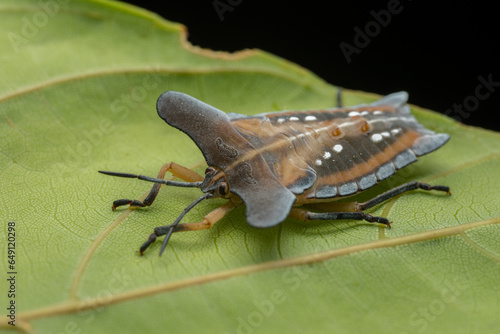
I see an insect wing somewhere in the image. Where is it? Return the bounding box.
[156,91,296,227]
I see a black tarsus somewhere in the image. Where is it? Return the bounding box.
[139,233,157,255]
[306,211,391,227]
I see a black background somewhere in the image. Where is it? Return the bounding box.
[122,0,499,132]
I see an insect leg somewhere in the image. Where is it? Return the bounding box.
[173,201,236,232]
[289,208,391,227]
[358,181,450,211]
[336,87,343,108]
[100,162,204,210]
[139,201,236,255]
[290,181,449,227]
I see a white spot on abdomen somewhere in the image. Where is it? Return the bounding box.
[371,134,383,143]
[333,144,343,153]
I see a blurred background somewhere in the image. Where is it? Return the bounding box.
[122,1,499,132]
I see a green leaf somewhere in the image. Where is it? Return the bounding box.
[1,1,499,333]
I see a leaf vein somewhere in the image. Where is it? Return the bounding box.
[15,216,500,324]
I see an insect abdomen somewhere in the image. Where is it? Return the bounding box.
[229,92,449,202]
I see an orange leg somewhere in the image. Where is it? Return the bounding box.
[173,201,237,232]
[160,162,205,183]
[139,201,236,255]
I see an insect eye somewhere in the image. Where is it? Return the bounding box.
[218,182,228,196]
[205,167,216,175]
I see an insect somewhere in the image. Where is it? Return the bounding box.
[100,90,450,256]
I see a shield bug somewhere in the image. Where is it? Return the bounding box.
[100,90,450,256]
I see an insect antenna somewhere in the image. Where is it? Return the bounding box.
[98,170,202,188]
[158,192,214,256]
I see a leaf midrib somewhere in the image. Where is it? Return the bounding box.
[8,216,498,326]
